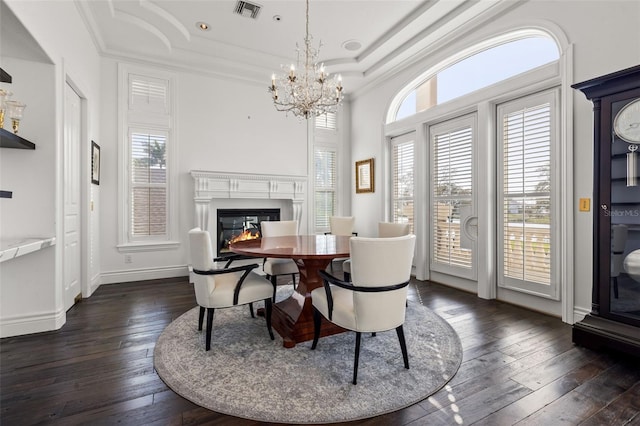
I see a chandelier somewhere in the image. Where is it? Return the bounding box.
[268,0,344,119]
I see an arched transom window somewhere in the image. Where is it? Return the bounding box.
[388,31,560,123]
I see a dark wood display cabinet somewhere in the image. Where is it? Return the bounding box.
[572,65,640,357]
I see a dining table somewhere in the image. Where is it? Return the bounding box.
[230,234,352,348]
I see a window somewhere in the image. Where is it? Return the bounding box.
[390,134,415,231]
[390,33,559,122]
[315,112,337,130]
[130,130,168,238]
[118,65,177,250]
[431,117,474,276]
[497,90,558,297]
[314,146,337,231]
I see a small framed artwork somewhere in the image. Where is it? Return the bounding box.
[355,158,374,193]
[91,141,101,185]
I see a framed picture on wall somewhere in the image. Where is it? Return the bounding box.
[91,141,101,185]
[355,158,374,193]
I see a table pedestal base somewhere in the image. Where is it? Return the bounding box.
[271,258,346,348]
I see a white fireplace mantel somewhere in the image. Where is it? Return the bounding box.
[190,170,307,232]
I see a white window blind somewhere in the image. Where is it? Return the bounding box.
[120,66,174,247]
[315,112,337,130]
[129,74,169,114]
[130,130,168,238]
[432,126,473,269]
[391,136,414,231]
[499,99,552,288]
[314,147,337,230]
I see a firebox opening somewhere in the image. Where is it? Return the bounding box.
[217,208,280,255]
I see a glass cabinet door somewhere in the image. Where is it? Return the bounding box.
[607,96,640,326]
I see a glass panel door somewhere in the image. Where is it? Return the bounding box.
[429,115,477,280]
[609,95,640,325]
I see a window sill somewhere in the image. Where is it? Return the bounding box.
[117,241,180,253]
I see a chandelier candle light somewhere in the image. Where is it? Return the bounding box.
[268,0,343,119]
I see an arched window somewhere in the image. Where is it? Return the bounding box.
[385,27,569,308]
[389,32,559,122]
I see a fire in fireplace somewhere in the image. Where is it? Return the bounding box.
[217,208,280,255]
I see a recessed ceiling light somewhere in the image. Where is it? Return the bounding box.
[342,40,362,52]
[196,22,210,31]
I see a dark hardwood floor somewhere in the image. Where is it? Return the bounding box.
[2,274,640,425]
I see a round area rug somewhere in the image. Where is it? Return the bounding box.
[154,287,462,424]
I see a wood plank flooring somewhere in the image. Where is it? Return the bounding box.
[2,275,639,425]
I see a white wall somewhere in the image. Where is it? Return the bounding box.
[98,58,308,282]
[349,0,640,320]
[1,0,102,336]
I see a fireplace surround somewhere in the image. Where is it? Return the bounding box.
[190,170,307,255]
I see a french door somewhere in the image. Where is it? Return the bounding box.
[429,114,477,281]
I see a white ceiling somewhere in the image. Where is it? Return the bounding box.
[10,0,520,94]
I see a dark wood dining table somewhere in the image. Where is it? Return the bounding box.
[230,234,352,348]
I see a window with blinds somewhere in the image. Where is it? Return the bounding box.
[391,136,414,231]
[129,74,169,113]
[498,92,555,291]
[315,112,337,130]
[123,70,173,244]
[431,123,473,271]
[314,146,337,230]
[130,130,168,238]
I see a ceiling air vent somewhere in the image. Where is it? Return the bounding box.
[234,1,261,19]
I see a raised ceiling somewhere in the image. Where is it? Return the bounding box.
[76,0,516,94]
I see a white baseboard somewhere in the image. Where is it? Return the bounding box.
[0,308,66,338]
[573,306,591,323]
[100,265,189,285]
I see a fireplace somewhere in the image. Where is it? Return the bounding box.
[190,170,307,259]
[217,208,280,255]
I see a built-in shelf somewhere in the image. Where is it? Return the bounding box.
[0,236,56,263]
[0,128,35,149]
[0,67,11,83]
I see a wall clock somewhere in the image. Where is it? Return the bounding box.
[613,97,640,187]
[614,97,640,143]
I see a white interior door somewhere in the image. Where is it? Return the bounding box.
[64,83,82,310]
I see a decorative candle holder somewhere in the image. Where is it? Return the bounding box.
[5,100,26,134]
[0,89,13,129]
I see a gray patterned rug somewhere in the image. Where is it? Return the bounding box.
[154,286,462,424]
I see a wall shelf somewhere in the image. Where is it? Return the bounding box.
[0,128,35,149]
[0,67,11,83]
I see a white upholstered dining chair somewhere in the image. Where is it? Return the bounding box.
[311,234,416,384]
[260,220,299,298]
[342,221,411,281]
[189,228,274,351]
[326,216,357,271]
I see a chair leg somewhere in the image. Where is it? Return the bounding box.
[396,325,409,369]
[198,306,205,331]
[249,302,255,318]
[613,277,619,299]
[264,298,274,340]
[270,275,278,302]
[344,271,351,282]
[205,308,215,351]
[353,332,362,385]
[291,274,297,289]
[311,308,322,349]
